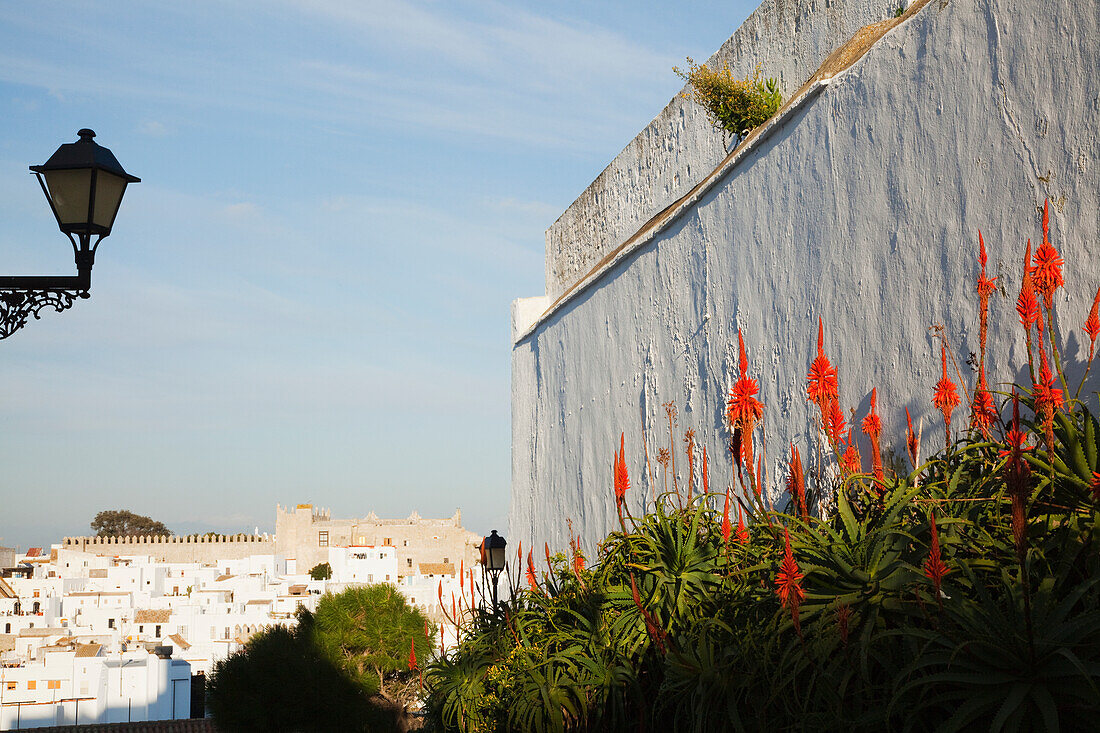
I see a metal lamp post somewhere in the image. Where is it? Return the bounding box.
[482,530,507,609]
[0,129,140,339]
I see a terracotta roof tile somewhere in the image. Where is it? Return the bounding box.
[75,643,102,658]
[134,609,171,623]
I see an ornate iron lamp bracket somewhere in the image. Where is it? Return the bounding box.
[0,288,89,339]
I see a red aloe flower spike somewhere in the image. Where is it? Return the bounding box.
[933,345,960,450]
[824,397,846,446]
[525,548,538,592]
[807,318,839,439]
[862,388,884,481]
[787,444,806,519]
[630,574,668,654]
[727,329,764,482]
[1086,286,1100,352]
[836,604,852,647]
[408,637,417,671]
[923,512,949,609]
[1017,240,1040,332]
[976,231,997,366]
[440,624,446,655]
[1033,345,1064,454]
[469,569,475,608]
[775,527,805,637]
[702,446,709,496]
[1091,472,1100,504]
[969,368,998,439]
[721,488,731,542]
[905,408,922,473]
[1078,286,1100,399]
[735,504,749,544]
[571,536,586,576]
[544,542,553,578]
[613,432,629,519]
[1033,200,1065,310]
[1003,391,1032,558]
[840,428,862,475]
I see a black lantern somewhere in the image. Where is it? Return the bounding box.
[483,530,507,609]
[0,129,140,339]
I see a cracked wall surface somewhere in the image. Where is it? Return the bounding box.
[512,0,1100,554]
[544,0,903,303]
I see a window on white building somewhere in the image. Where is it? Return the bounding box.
[108,618,115,629]
[156,625,162,637]
[318,531,329,547]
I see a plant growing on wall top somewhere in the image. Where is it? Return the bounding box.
[674,59,782,143]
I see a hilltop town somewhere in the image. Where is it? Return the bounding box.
[0,505,482,729]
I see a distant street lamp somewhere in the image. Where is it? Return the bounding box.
[0,129,140,339]
[482,530,507,609]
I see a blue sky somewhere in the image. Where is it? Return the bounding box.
[0,1,755,549]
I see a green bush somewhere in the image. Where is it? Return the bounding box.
[674,59,782,140]
[423,202,1100,731]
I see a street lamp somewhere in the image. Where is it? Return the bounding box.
[481,530,507,609]
[0,129,140,339]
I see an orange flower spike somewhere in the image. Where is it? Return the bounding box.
[923,513,949,605]
[525,548,538,592]
[825,398,846,445]
[571,537,585,575]
[469,570,475,607]
[439,624,446,655]
[932,345,960,448]
[807,318,839,434]
[905,408,922,471]
[787,444,806,519]
[1033,200,1064,309]
[701,446,709,496]
[1085,286,1100,360]
[408,637,417,671]
[840,428,862,475]
[726,329,764,433]
[862,388,884,481]
[1091,472,1100,504]
[1033,346,1064,453]
[775,527,805,636]
[613,433,630,517]
[721,488,731,542]
[735,505,749,544]
[544,542,554,578]
[969,369,998,438]
[976,231,997,364]
[1016,240,1040,333]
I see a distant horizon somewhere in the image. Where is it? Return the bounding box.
[1,502,489,550]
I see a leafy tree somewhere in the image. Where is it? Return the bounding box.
[309,562,332,580]
[311,585,434,705]
[207,619,395,732]
[90,509,171,537]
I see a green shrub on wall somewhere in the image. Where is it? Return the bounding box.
[674,59,782,142]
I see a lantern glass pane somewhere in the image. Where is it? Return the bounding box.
[92,171,128,231]
[488,547,506,572]
[43,169,93,226]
